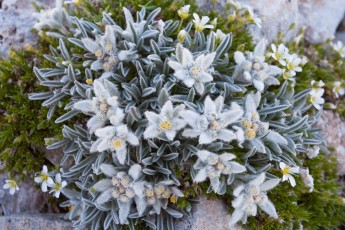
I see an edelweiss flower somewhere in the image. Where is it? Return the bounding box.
[181,96,243,144]
[34,0,72,35]
[92,164,142,224]
[333,81,345,98]
[299,168,314,192]
[177,5,190,20]
[192,13,214,32]
[3,180,19,195]
[309,88,325,110]
[240,93,287,153]
[233,40,282,92]
[91,115,139,165]
[144,101,186,141]
[331,41,345,58]
[34,165,54,192]
[73,79,122,133]
[48,173,67,198]
[279,162,299,187]
[269,44,289,65]
[306,145,320,159]
[134,180,184,216]
[229,173,280,226]
[168,44,215,94]
[193,150,246,194]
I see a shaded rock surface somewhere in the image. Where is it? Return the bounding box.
[316,110,345,175]
[196,0,345,43]
[175,196,244,230]
[0,174,59,215]
[0,214,73,230]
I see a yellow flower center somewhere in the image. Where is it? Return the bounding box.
[178,10,189,20]
[145,189,154,197]
[95,49,103,58]
[54,183,62,191]
[42,174,48,181]
[215,162,224,171]
[112,139,122,149]
[195,25,204,32]
[170,194,178,203]
[159,120,173,131]
[86,79,93,85]
[105,42,113,53]
[241,119,252,128]
[245,129,256,139]
[287,62,294,71]
[282,166,290,175]
[108,56,117,65]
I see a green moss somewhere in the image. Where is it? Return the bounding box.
[0,45,63,180]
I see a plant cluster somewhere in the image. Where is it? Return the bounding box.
[0,0,343,229]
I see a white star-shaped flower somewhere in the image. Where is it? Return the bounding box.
[192,13,214,32]
[181,96,243,144]
[34,165,54,192]
[279,162,299,187]
[144,101,186,141]
[168,44,215,94]
[48,173,67,198]
[3,180,19,195]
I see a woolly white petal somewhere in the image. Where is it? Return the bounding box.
[199,132,213,144]
[129,164,142,180]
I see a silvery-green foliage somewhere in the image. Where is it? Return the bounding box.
[31,2,325,229]
[233,40,282,92]
[229,173,280,226]
[193,150,246,194]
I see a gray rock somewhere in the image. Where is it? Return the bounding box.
[175,196,244,230]
[196,0,345,43]
[0,0,55,57]
[316,110,345,175]
[0,175,59,215]
[0,214,73,230]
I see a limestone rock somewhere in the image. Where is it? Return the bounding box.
[196,0,345,43]
[316,110,345,175]
[175,196,244,230]
[0,214,73,230]
[0,175,59,215]
[0,0,55,57]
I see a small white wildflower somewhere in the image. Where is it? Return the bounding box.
[64,0,82,5]
[300,55,308,66]
[309,88,325,110]
[284,54,302,76]
[306,145,320,159]
[34,165,54,192]
[192,13,214,32]
[331,41,345,58]
[177,5,190,20]
[333,81,345,98]
[144,101,186,141]
[177,30,188,43]
[270,44,289,66]
[211,18,218,28]
[246,7,262,28]
[3,180,19,195]
[168,44,215,94]
[280,162,299,187]
[48,173,67,198]
[215,29,226,42]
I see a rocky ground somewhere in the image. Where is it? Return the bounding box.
[0,0,345,229]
